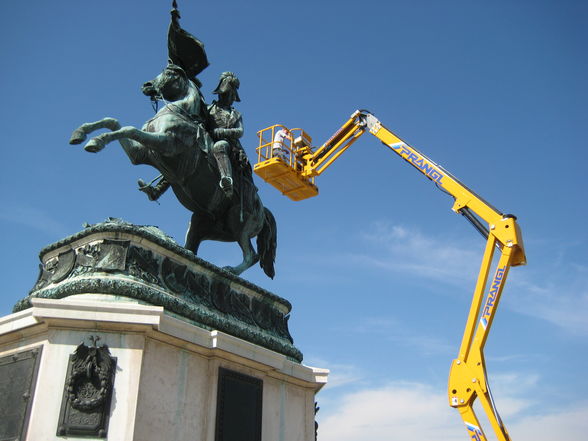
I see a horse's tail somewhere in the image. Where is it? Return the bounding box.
[257,207,277,279]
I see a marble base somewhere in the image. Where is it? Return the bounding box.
[0,296,327,441]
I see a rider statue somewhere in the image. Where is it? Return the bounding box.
[138,71,252,201]
[208,71,253,198]
[69,2,277,278]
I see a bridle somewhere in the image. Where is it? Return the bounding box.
[148,71,204,127]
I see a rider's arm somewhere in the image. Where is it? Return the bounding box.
[214,113,244,140]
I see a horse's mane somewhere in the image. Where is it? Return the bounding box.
[175,80,206,121]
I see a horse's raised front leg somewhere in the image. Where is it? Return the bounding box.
[70,119,149,166]
[69,118,121,145]
[83,126,174,155]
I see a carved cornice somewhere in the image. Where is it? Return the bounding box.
[14,219,302,362]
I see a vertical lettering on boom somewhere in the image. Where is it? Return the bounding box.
[480,266,506,329]
[390,142,444,184]
[466,423,483,441]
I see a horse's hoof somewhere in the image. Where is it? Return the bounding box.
[69,129,86,145]
[84,139,105,153]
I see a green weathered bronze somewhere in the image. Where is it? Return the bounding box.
[57,337,116,438]
[13,219,302,362]
[69,6,277,278]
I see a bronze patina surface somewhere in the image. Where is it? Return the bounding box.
[69,3,276,278]
[14,219,301,362]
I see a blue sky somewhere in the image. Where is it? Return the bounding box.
[1,1,586,439]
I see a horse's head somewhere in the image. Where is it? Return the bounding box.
[142,64,191,102]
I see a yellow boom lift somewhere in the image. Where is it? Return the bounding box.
[254,110,526,441]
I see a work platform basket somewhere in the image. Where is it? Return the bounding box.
[254,125,318,201]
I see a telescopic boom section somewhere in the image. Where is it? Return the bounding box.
[254,110,526,441]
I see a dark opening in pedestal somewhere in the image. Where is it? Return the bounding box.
[215,368,263,441]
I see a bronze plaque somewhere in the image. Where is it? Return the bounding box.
[57,339,117,438]
[0,347,42,441]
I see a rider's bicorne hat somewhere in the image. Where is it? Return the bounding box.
[212,71,241,102]
[167,5,209,87]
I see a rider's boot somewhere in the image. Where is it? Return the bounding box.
[212,141,234,198]
[138,178,171,201]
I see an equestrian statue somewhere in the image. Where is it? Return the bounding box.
[68,5,277,278]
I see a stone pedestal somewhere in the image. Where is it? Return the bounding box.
[0,220,327,441]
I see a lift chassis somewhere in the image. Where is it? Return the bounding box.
[254,110,526,441]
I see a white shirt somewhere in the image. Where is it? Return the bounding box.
[273,129,290,151]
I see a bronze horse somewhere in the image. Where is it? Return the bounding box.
[69,64,277,278]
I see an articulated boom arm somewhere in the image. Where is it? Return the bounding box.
[254,110,526,441]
